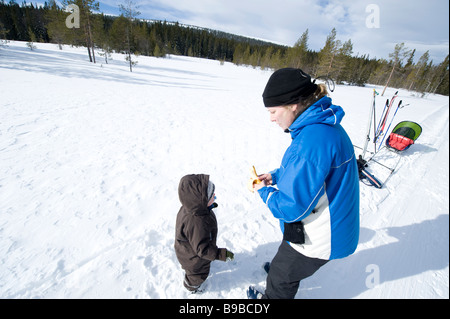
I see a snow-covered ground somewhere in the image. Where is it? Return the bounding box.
[1,41,448,299]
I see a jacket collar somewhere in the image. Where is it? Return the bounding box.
[287,96,344,139]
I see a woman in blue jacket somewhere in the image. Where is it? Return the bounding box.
[248,68,360,299]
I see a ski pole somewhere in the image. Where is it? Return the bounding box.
[380,91,398,134]
[377,100,402,152]
[375,91,398,143]
[374,98,389,141]
[361,89,378,160]
[373,93,378,154]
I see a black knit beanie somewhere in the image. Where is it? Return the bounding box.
[262,68,318,107]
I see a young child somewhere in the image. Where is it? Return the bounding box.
[174,174,234,293]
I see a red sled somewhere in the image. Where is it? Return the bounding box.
[386,121,422,152]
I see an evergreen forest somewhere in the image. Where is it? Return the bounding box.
[1,0,448,95]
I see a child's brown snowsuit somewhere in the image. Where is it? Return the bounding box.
[174,174,228,291]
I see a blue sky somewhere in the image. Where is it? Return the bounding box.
[96,0,449,64]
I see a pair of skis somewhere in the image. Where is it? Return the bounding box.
[357,90,402,188]
[357,147,401,188]
[374,91,403,152]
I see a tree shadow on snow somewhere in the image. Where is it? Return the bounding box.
[1,44,224,90]
[299,214,449,298]
[1,45,149,85]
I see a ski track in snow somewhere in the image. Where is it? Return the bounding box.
[0,42,448,299]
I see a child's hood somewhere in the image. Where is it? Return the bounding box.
[178,174,210,215]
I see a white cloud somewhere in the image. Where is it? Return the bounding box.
[99,0,449,63]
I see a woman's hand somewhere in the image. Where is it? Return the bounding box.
[253,173,272,192]
[258,173,273,185]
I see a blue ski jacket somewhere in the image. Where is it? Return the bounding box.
[258,96,360,260]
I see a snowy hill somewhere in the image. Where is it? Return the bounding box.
[0,41,448,299]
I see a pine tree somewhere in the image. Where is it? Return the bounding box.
[381,42,411,96]
[46,0,67,50]
[119,0,140,72]
[26,26,36,50]
[62,0,99,63]
[430,54,449,95]
[249,48,260,68]
[232,43,244,65]
[153,43,162,57]
[316,28,341,77]
[0,20,10,47]
[260,46,273,70]
[406,50,429,91]
[135,21,151,56]
[347,54,370,86]
[270,49,283,70]
[334,39,353,83]
[285,29,309,68]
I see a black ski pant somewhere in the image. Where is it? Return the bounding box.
[263,240,328,299]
